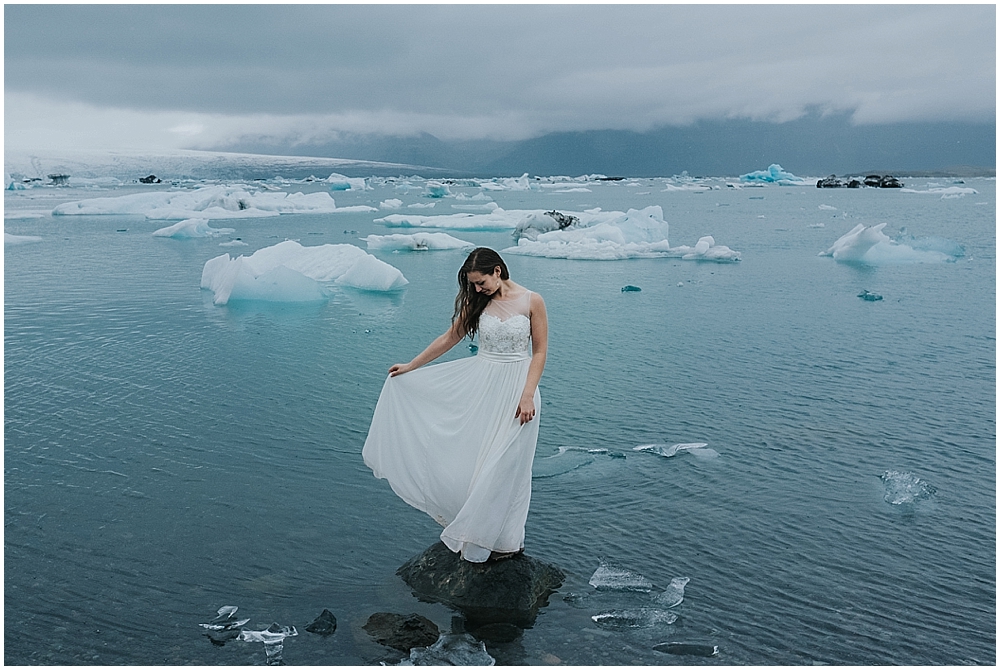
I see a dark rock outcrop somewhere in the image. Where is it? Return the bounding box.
[816,175,843,188]
[305,609,337,635]
[864,175,883,187]
[544,210,579,229]
[847,179,862,188]
[363,612,440,652]
[879,175,902,188]
[397,542,565,628]
[139,174,162,184]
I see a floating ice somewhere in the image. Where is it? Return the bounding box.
[380,198,403,210]
[661,183,710,192]
[326,172,368,191]
[858,290,883,302]
[881,471,936,505]
[820,224,963,264]
[478,173,533,191]
[401,633,495,666]
[633,443,708,458]
[592,608,678,629]
[199,605,250,645]
[152,218,235,239]
[653,642,719,657]
[201,240,407,305]
[652,577,690,608]
[376,210,522,231]
[219,239,249,247]
[818,204,838,211]
[589,561,653,592]
[363,232,473,251]
[407,202,436,209]
[532,447,623,479]
[901,186,978,198]
[553,187,592,193]
[52,185,375,220]
[740,164,804,183]
[424,182,451,198]
[5,233,43,245]
[451,202,500,212]
[455,191,493,201]
[239,623,297,665]
[506,206,740,262]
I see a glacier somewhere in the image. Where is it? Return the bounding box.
[820,224,964,264]
[201,240,407,305]
[363,232,473,251]
[152,218,235,239]
[52,185,376,220]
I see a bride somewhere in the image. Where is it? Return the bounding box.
[362,247,548,563]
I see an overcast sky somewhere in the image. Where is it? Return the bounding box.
[5,4,996,153]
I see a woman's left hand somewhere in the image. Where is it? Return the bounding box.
[515,395,535,425]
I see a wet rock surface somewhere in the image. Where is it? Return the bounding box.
[304,609,337,635]
[363,612,440,652]
[397,542,565,628]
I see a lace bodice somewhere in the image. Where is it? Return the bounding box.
[478,290,532,354]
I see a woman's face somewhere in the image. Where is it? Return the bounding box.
[466,267,502,295]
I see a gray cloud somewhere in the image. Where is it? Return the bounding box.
[5,4,995,151]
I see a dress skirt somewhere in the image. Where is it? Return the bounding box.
[362,350,539,562]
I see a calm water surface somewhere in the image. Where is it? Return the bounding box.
[5,177,995,664]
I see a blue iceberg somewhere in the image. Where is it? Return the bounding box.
[740,164,804,183]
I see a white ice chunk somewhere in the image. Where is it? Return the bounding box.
[326,172,368,191]
[881,471,936,505]
[402,633,495,666]
[451,202,500,212]
[379,198,403,210]
[633,443,708,458]
[407,202,436,209]
[592,608,678,629]
[376,209,521,231]
[152,218,235,238]
[219,239,249,247]
[652,577,690,608]
[818,204,838,211]
[201,240,406,305]
[5,233,43,245]
[900,186,978,198]
[424,182,452,198]
[820,224,962,264]
[363,232,474,251]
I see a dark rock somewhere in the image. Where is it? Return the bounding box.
[596,176,625,181]
[621,285,642,292]
[880,175,903,188]
[470,622,523,644]
[48,174,70,186]
[858,290,883,301]
[816,175,843,188]
[363,612,440,652]
[864,175,883,187]
[304,609,337,635]
[847,179,862,188]
[139,174,162,184]
[653,642,720,657]
[397,542,565,628]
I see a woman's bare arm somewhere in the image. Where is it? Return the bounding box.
[515,292,548,424]
[389,321,465,376]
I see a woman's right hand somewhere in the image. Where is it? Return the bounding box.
[389,363,413,377]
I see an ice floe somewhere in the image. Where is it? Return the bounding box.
[820,224,964,264]
[5,233,43,245]
[363,232,473,251]
[901,186,978,199]
[504,206,741,261]
[239,624,298,665]
[881,471,936,505]
[152,218,235,239]
[376,210,523,231]
[52,185,376,220]
[652,577,690,608]
[379,198,403,210]
[201,240,407,305]
[739,163,804,184]
[592,608,678,629]
[633,442,717,458]
[424,182,451,198]
[325,172,368,191]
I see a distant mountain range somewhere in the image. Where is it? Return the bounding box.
[216,113,995,178]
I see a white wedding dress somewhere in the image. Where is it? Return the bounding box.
[362,290,539,563]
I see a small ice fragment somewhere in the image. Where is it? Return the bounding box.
[239,623,297,666]
[880,471,936,505]
[200,605,249,630]
[633,443,707,458]
[818,204,837,211]
[424,182,451,198]
[858,290,883,301]
[621,285,642,292]
[592,608,677,629]
[4,233,43,245]
[688,447,720,459]
[653,642,719,657]
[652,577,690,608]
[403,633,495,666]
[589,560,653,592]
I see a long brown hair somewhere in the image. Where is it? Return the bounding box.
[453,247,509,339]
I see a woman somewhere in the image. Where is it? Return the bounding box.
[362,247,548,563]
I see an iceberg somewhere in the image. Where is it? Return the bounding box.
[201,240,407,305]
[52,185,375,220]
[325,172,368,191]
[423,181,451,198]
[5,233,43,245]
[401,633,495,666]
[379,198,403,210]
[363,232,473,251]
[504,206,741,262]
[739,164,804,183]
[239,623,297,665]
[881,471,936,505]
[152,218,235,239]
[820,224,963,264]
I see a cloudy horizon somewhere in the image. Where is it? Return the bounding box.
[5,4,995,157]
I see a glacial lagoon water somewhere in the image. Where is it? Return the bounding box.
[5,175,996,665]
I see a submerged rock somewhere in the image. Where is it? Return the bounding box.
[653,642,719,657]
[817,175,843,188]
[363,612,440,652]
[858,290,883,302]
[621,285,642,292]
[397,542,564,628]
[305,608,337,635]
